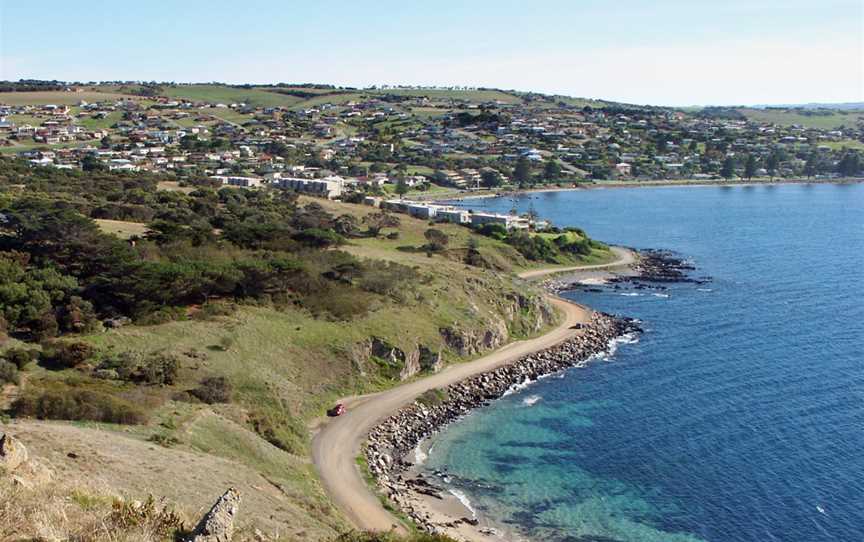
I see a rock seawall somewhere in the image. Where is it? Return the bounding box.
[364,311,641,531]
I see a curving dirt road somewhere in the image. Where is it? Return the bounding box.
[310,248,635,534]
[517,246,636,279]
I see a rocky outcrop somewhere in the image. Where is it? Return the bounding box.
[353,338,442,381]
[365,312,641,533]
[418,346,443,373]
[439,317,509,357]
[0,432,53,488]
[0,433,28,473]
[188,487,241,542]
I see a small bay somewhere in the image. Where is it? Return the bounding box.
[423,183,864,541]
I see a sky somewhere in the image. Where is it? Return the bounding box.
[1,0,862,106]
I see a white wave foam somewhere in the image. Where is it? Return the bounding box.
[652,293,670,298]
[592,332,640,361]
[502,379,531,397]
[620,292,641,297]
[698,288,713,292]
[522,395,542,406]
[414,440,428,466]
[449,489,477,519]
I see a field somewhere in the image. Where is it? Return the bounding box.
[160,84,306,108]
[94,218,150,239]
[0,90,139,106]
[740,108,864,129]
[0,141,91,154]
[370,88,523,104]
[819,139,864,151]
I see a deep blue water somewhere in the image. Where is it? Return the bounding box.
[423,184,864,542]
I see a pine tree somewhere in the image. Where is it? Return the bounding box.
[514,157,531,186]
[744,154,758,180]
[766,152,780,180]
[543,159,562,181]
[721,156,736,180]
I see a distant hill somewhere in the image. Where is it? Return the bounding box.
[750,102,864,111]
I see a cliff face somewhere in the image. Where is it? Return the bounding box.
[352,291,555,380]
[440,291,555,357]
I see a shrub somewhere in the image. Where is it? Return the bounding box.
[191,376,232,404]
[12,387,148,424]
[300,283,375,320]
[139,353,179,385]
[98,351,179,385]
[417,388,449,407]
[192,300,238,320]
[3,347,38,369]
[0,360,20,385]
[40,340,96,369]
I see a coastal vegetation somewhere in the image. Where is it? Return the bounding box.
[0,158,614,539]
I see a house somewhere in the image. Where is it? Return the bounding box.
[436,208,471,224]
[469,212,530,230]
[273,177,344,199]
[212,175,263,188]
[615,163,632,176]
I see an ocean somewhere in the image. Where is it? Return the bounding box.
[421,183,864,542]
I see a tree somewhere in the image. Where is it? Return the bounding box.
[804,152,819,178]
[744,154,757,180]
[766,151,780,180]
[394,179,409,198]
[423,229,449,252]
[837,151,861,177]
[543,159,562,181]
[81,155,107,172]
[514,157,531,186]
[721,156,736,180]
[362,212,400,237]
[480,169,503,188]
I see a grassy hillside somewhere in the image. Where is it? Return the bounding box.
[740,108,864,129]
[0,90,142,106]
[159,84,307,108]
[1,181,614,540]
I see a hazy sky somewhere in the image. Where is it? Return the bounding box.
[2,0,862,106]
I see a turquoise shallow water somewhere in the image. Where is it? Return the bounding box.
[424,184,864,541]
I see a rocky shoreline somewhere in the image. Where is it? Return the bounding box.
[546,249,710,294]
[364,310,641,537]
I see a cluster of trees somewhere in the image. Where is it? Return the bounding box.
[474,224,604,263]
[718,149,861,180]
[0,159,418,342]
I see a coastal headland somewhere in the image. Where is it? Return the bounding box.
[311,249,638,541]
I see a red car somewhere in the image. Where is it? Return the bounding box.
[328,403,346,417]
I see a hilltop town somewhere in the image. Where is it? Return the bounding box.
[1,81,862,196]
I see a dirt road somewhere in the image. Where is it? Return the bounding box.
[310,249,635,534]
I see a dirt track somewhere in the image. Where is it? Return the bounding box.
[311,248,635,533]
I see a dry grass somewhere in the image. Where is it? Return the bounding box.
[0,476,186,542]
[94,219,150,239]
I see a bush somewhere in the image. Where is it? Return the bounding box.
[41,340,96,368]
[3,347,38,369]
[12,387,148,424]
[300,283,375,320]
[139,353,179,385]
[0,360,20,385]
[98,351,179,385]
[191,376,232,404]
[192,300,238,320]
